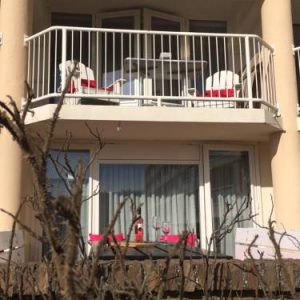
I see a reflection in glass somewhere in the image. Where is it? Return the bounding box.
[209,150,252,256]
[47,150,90,244]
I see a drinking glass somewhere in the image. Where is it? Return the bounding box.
[152,216,161,242]
[162,221,171,241]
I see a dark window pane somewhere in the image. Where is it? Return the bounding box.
[209,150,252,256]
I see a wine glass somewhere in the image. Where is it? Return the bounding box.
[152,216,161,242]
[162,222,171,241]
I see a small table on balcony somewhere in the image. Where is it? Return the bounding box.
[123,57,207,105]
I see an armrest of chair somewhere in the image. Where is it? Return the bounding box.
[107,78,127,94]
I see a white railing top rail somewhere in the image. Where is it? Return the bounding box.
[294,46,300,51]
[24,26,273,51]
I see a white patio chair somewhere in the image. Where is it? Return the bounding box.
[0,230,24,264]
[190,70,240,108]
[59,60,126,105]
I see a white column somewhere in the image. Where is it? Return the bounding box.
[0,0,33,230]
[261,0,300,228]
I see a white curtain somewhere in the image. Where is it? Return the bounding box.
[99,164,199,241]
[209,151,252,256]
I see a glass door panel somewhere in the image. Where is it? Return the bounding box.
[209,150,252,256]
[99,164,200,242]
[143,10,185,98]
[98,11,140,99]
[189,20,227,94]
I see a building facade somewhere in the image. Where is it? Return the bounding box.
[0,0,300,259]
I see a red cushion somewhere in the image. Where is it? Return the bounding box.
[81,79,97,88]
[205,88,235,98]
[81,79,114,92]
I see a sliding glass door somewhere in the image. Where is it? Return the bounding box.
[97,10,140,100]
[95,146,255,256]
[205,148,253,256]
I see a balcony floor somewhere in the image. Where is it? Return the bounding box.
[25,105,282,142]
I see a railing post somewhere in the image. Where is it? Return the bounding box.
[61,28,67,91]
[245,36,253,108]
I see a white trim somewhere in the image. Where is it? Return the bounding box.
[198,145,207,249]
[91,146,100,235]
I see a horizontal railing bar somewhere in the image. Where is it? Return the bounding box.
[30,94,272,103]
[30,95,278,112]
[25,26,273,50]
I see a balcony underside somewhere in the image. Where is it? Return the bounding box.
[26,104,282,141]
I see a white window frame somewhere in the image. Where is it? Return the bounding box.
[203,144,261,249]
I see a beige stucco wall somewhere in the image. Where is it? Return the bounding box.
[32,0,262,35]
[0,0,33,230]
[257,142,274,226]
[262,0,300,229]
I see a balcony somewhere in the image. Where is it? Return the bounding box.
[24,26,281,141]
[25,26,277,110]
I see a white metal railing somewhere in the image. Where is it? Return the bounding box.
[25,26,277,112]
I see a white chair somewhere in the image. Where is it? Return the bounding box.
[190,70,240,108]
[0,230,24,264]
[59,60,126,105]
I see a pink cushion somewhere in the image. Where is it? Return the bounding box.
[160,233,197,247]
[89,233,124,243]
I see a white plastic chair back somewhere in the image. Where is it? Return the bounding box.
[207,70,240,91]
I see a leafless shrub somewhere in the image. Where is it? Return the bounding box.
[1,68,299,299]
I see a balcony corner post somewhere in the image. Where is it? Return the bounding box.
[0,0,33,232]
[262,0,300,229]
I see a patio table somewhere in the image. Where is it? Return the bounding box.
[91,242,231,260]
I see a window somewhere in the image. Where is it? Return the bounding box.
[99,164,200,241]
[47,150,90,243]
[293,24,300,104]
[50,13,93,95]
[51,13,93,66]
[208,150,252,256]
[189,20,227,94]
